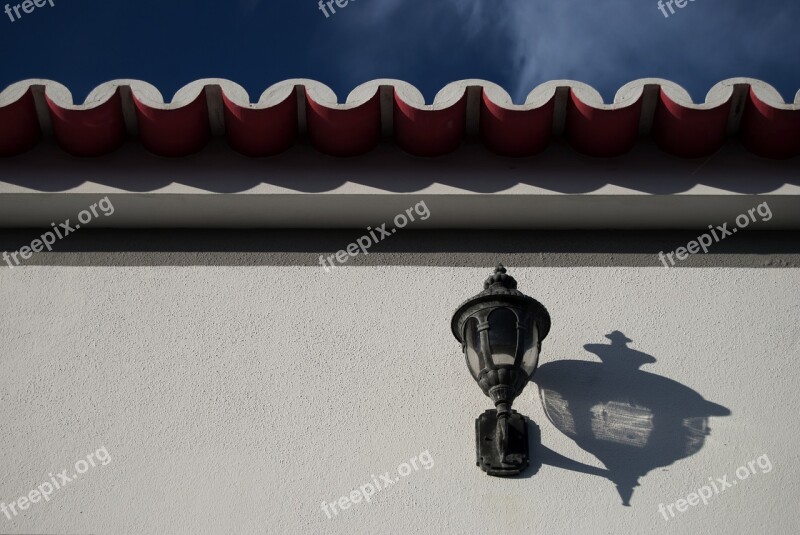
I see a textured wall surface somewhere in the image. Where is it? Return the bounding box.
[1,264,798,534]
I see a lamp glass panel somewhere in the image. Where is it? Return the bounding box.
[488,308,518,366]
[464,317,483,379]
[521,321,540,375]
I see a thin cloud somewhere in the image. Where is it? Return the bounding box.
[346,0,800,102]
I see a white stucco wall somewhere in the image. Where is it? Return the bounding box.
[1,265,798,534]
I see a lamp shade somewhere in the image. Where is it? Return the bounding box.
[452,265,550,402]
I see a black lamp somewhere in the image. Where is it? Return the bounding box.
[451,265,551,476]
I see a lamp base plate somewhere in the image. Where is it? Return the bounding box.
[476,409,529,477]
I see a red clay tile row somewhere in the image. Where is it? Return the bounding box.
[0,78,798,159]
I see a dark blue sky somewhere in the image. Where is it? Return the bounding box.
[1,0,798,103]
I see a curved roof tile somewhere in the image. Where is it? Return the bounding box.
[0,78,798,159]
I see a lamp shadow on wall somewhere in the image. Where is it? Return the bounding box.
[524,331,730,506]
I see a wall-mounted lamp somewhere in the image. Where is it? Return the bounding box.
[451,265,551,477]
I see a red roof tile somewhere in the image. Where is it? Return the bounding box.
[0,78,798,159]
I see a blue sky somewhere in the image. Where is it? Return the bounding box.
[0,0,798,103]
